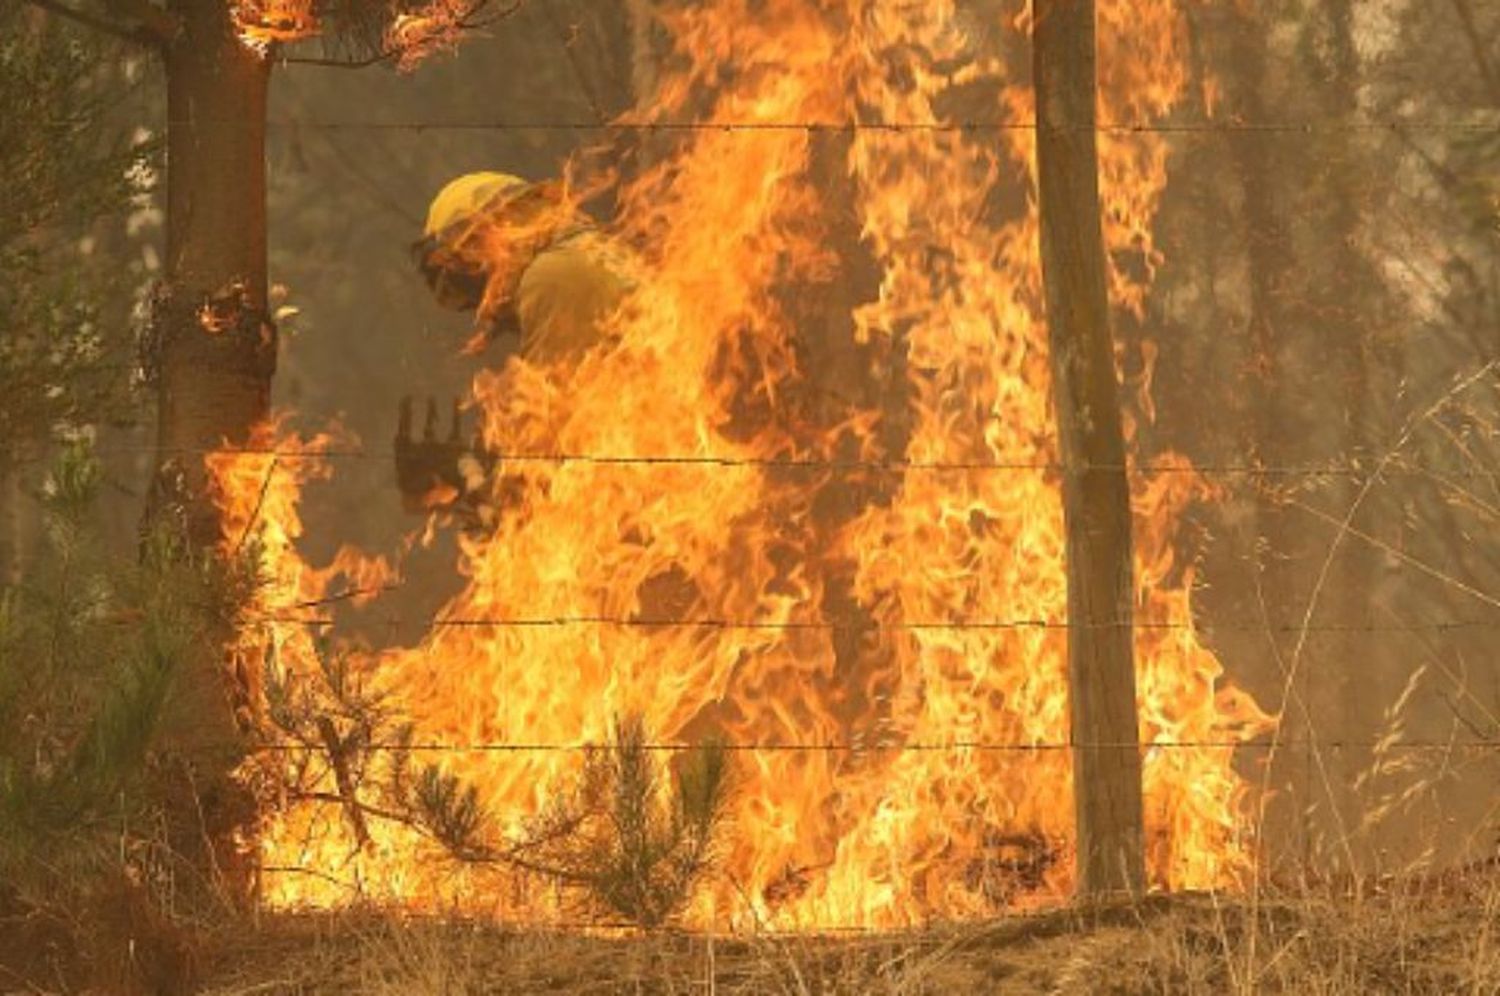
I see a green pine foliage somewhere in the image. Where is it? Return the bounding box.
[559,714,730,929]
[412,713,731,929]
[0,446,242,892]
[0,5,154,460]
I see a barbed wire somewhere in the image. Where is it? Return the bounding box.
[15,442,1500,480]
[244,737,1500,754]
[251,612,1500,635]
[236,117,1500,135]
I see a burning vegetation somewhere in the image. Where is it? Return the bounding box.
[7,0,1500,989]
[208,0,1275,931]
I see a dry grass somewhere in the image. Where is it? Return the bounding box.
[195,870,1499,996]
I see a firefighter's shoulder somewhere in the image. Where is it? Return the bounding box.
[516,237,629,362]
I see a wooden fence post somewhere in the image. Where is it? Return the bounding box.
[1034,0,1147,897]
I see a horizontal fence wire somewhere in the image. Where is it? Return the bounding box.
[15,444,1500,480]
[251,612,1500,634]
[29,441,1496,632]
[244,738,1500,754]
[232,117,1500,135]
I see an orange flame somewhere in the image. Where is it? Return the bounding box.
[232,0,318,52]
[232,0,479,69]
[385,0,482,72]
[211,0,1274,929]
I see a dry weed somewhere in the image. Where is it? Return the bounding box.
[197,872,1500,995]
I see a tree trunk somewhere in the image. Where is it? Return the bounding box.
[148,0,273,905]
[150,0,274,549]
[1033,0,1145,898]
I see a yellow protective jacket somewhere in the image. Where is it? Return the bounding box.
[419,172,629,363]
[512,229,629,363]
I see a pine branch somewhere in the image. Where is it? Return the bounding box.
[289,790,411,828]
[316,715,371,848]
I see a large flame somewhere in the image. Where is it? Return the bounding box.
[212,0,1273,929]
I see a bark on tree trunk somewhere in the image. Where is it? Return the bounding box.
[151,0,274,549]
[148,0,274,906]
[1033,0,1145,898]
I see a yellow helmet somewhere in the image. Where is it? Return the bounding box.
[415,172,531,313]
[423,171,531,241]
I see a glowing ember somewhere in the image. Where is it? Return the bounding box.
[385,0,482,72]
[232,0,317,53]
[232,0,478,67]
[210,0,1274,929]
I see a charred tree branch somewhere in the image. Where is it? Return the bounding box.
[24,0,165,48]
[315,717,372,848]
[290,791,410,831]
[278,50,395,69]
[539,1,612,125]
[279,0,524,69]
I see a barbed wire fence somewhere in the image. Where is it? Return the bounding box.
[20,395,1500,755]
[209,328,1494,908]
[139,434,1500,747]
[10,100,1495,911]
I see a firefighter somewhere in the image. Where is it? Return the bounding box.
[398,172,628,516]
[412,171,628,361]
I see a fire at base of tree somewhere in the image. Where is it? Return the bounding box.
[3,0,1499,992]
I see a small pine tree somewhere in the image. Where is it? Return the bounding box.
[0,446,242,867]
[405,713,730,929]
[0,445,248,990]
